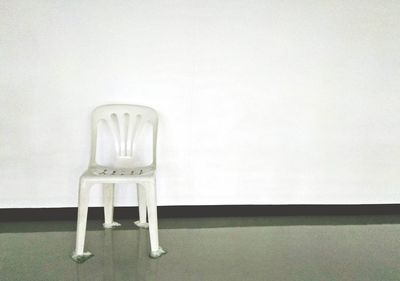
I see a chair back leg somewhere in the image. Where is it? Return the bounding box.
[134,184,149,228]
[103,184,121,228]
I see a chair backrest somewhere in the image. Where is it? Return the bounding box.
[90,104,158,168]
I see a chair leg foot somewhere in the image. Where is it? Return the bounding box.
[103,221,121,229]
[149,247,167,259]
[71,251,94,263]
[134,220,149,228]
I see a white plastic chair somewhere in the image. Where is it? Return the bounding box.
[72,104,166,263]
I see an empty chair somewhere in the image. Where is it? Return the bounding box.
[72,104,166,263]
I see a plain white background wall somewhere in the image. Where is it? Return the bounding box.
[1,0,400,208]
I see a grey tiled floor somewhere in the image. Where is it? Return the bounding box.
[1,216,400,281]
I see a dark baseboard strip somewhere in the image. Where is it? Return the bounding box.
[1,204,400,221]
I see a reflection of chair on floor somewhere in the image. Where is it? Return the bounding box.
[135,228,160,281]
[103,230,115,281]
[75,229,159,281]
[104,229,159,281]
[72,104,167,263]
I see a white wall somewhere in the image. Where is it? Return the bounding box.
[1,0,400,208]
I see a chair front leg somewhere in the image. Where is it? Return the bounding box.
[145,180,167,258]
[72,180,94,263]
[134,183,149,228]
[103,183,121,229]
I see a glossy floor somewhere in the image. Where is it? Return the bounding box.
[1,216,400,281]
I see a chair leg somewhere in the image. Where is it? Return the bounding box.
[72,180,94,263]
[134,184,149,228]
[145,181,167,258]
[103,183,121,229]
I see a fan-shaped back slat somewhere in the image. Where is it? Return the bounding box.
[107,113,122,156]
[116,113,126,156]
[126,114,142,157]
[90,104,158,167]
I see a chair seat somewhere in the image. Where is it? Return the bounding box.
[81,166,155,182]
